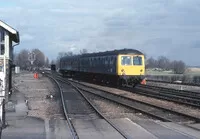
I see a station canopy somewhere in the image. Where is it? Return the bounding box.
[0,20,20,43]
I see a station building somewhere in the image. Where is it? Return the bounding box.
[0,20,20,103]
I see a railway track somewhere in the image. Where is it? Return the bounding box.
[132,84,200,108]
[147,79,200,87]
[73,81,200,123]
[46,71,200,108]
[76,78,200,109]
[46,74,131,139]
[47,75,78,139]
[49,74,200,124]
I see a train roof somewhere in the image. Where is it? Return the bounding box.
[82,49,143,57]
[60,55,81,61]
[60,48,143,60]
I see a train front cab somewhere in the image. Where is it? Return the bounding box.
[117,54,145,86]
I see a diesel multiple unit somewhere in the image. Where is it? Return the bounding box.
[60,49,145,86]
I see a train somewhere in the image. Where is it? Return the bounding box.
[59,49,146,87]
[51,64,56,71]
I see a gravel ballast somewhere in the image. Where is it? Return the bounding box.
[147,81,200,93]
[82,90,151,121]
[77,81,200,119]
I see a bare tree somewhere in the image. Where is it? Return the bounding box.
[51,60,55,65]
[13,52,18,65]
[80,49,87,54]
[57,52,67,60]
[56,51,73,68]
[32,49,45,67]
[146,56,186,74]
[15,49,30,70]
[172,60,186,74]
[14,48,48,70]
[56,51,73,61]
[157,56,170,70]
[66,51,73,56]
[45,57,49,67]
[146,57,157,69]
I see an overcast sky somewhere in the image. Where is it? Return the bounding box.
[1,0,200,65]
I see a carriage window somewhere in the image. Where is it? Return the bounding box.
[121,56,132,65]
[133,56,142,65]
[109,57,112,65]
[105,57,108,65]
[91,58,93,66]
[89,58,92,66]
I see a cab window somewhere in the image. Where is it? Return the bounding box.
[133,56,142,65]
[121,56,132,65]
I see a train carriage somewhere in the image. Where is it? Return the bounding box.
[60,49,146,86]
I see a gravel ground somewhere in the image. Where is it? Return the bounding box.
[14,72,64,120]
[3,72,73,139]
[77,81,200,120]
[147,81,200,93]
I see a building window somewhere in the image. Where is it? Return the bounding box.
[0,28,4,42]
[0,44,5,55]
[0,28,5,55]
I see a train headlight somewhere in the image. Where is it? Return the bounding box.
[121,69,126,75]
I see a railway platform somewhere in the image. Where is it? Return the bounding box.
[1,71,200,139]
[1,71,71,139]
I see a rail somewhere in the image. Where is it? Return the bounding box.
[45,74,78,139]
